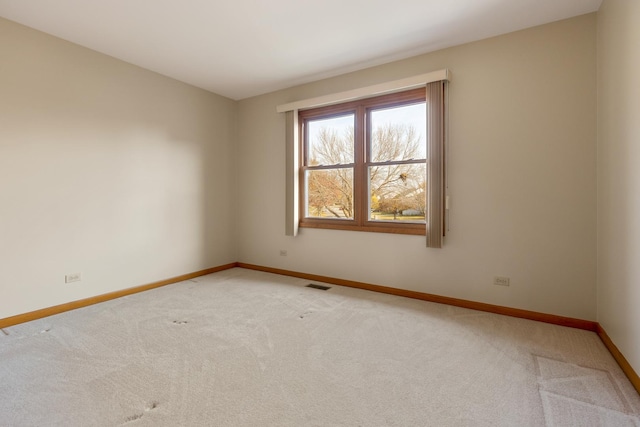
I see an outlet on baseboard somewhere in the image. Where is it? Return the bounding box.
[65,273,82,283]
[494,276,510,287]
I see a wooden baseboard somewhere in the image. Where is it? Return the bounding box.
[0,263,238,329]
[237,263,598,332]
[1,261,597,332]
[597,325,640,395]
[3,261,637,396]
[237,263,640,394]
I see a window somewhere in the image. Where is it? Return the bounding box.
[299,88,428,235]
[280,70,449,247]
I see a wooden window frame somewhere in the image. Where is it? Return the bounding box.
[298,88,427,236]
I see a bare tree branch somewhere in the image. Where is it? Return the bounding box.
[307,123,424,219]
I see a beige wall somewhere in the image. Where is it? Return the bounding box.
[1,14,603,325]
[0,18,237,319]
[597,0,640,373]
[236,14,598,320]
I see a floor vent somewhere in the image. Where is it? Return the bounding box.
[306,283,331,291]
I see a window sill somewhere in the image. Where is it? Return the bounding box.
[299,220,426,236]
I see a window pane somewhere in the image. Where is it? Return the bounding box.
[369,163,426,222]
[305,168,354,219]
[307,114,354,166]
[370,103,426,162]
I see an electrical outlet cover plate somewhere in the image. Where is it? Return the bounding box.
[65,273,81,283]
[494,276,510,286]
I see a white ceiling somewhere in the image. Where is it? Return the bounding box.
[0,0,602,100]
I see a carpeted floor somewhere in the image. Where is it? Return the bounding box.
[1,268,639,426]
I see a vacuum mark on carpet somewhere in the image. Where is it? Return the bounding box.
[533,354,633,416]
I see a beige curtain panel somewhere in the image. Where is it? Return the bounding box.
[426,80,447,248]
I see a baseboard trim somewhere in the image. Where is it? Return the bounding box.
[1,262,596,332]
[3,261,637,396]
[0,263,238,329]
[597,325,640,394]
[237,262,640,394]
[237,263,640,395]
[237,263,598,332]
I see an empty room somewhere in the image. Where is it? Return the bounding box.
[1,0,639,425]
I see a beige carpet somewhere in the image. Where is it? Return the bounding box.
[1,268,639,426]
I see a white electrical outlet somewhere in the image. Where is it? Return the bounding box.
[494,276,510,287]
[279,250,288,256]
[65,273,82,283]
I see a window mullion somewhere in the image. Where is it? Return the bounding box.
[354,105,366,227]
